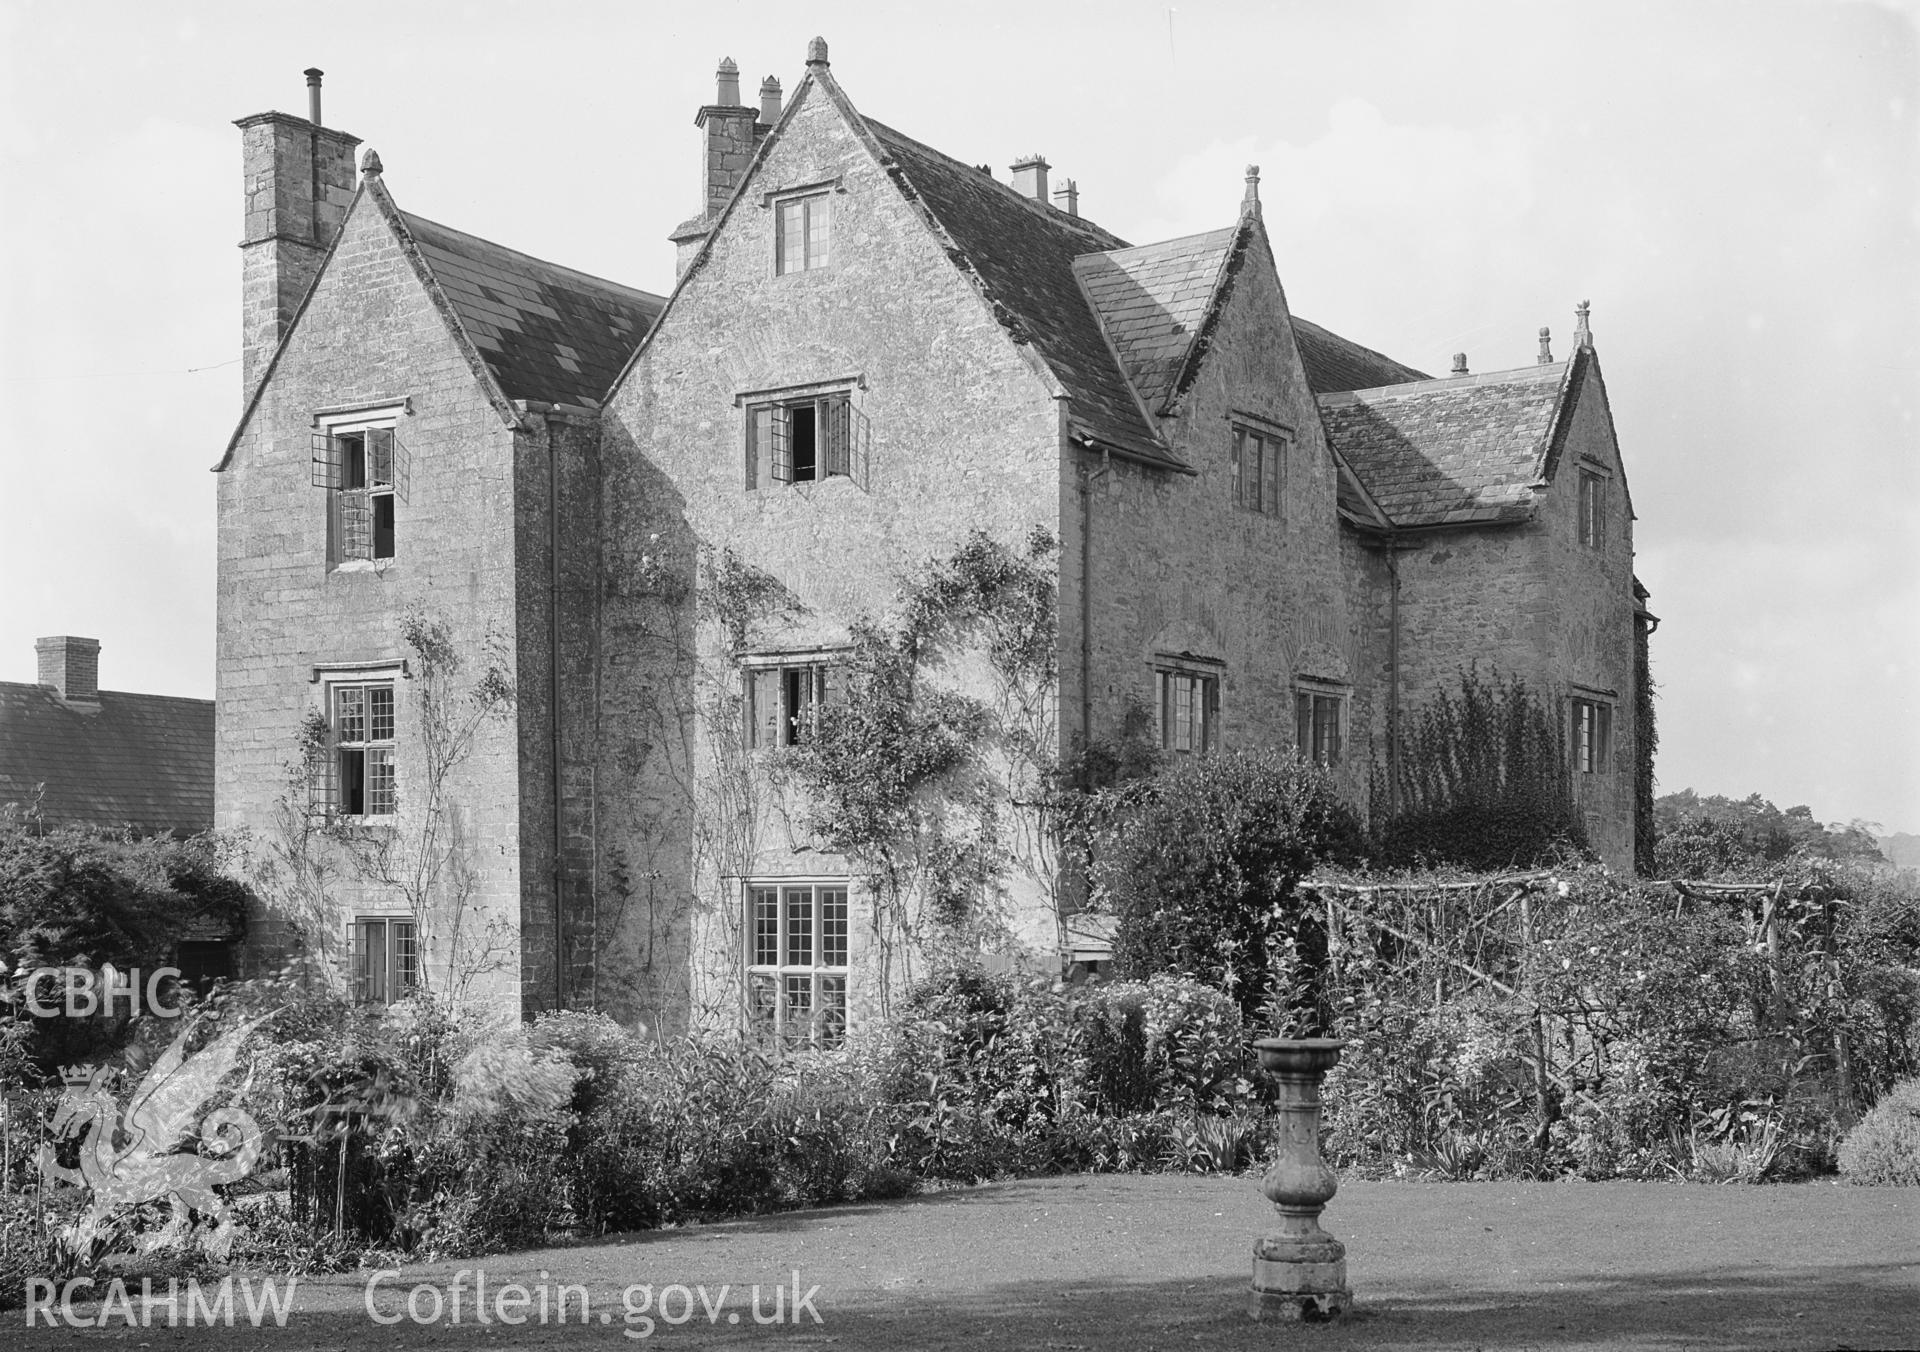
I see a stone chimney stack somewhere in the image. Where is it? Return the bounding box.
[1451,353,1470,377]
[759,76,783,128]
[36,636,100,704]
[1052,178,1080,217]
[1010,154,1050,203]
[1538,327,1554,364]
[235,69,362,394]
[697,58,758,218]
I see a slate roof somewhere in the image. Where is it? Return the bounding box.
[863,119,1188,470]
[1074,227,1237,414]
[0,684,214,835]
[403,213,665,409]
[1317,363,1568,528]
[1292,317,1432,394]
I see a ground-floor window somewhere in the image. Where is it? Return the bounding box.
[746,881,849,1049]
[350,916,419,1005]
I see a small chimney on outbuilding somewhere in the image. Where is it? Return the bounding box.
[36,636,101,704]
[1011,154,1050,203]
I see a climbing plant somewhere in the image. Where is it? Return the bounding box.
[772,527,1060,1007]
[1372,667,1587,870]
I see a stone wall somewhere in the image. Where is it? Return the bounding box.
[600,77,1066,1033]
[1070,225,1368,802]
[216,188,529,1010]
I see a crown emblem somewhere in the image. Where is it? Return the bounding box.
[59,1063,101,1087]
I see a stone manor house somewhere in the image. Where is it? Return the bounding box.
[216,46,1653,1036]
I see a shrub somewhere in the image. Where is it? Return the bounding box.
[1090,750,1362,1026]
[1838,1078,1920,1186]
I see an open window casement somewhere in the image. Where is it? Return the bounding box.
[311,427,409,501]
[748,394,865,489]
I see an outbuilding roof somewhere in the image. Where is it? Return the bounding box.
[0,684,214,836]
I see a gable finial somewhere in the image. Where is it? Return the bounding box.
[1575,299,1592,349]
[806,36,829,68]
[360,147,382,178]
[1537,326,1553,364]
[1243,164,1261,217]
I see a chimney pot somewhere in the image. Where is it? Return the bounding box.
[1052,178,1080,217]
[305,67,323,125]
[1451,353,1470,377]
[759,76,782,125]
[716,57,741,106]
[1010,154,1050,203]
[806,36,829,67]
[36,636,101,703]
[1537,326,1553,364]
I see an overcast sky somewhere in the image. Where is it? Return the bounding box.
[1,0,1914,831]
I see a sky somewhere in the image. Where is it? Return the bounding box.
[1,0,1915,832]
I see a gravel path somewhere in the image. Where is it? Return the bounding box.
[14,1176,1917,1350]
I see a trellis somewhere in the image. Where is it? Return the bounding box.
[1296,869,1861,1145]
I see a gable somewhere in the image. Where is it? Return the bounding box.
[1074,226,1237,416]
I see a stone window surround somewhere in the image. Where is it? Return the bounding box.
[312,398,412,572]
[1293,676,1349,768]
[737,377,868,492]
[1227,411,1293,520]
[745,877,851,1050]
[740,647,849,749]
[1576,458,1610,549]
[309,658,410,820]
[1152,653,1224,754]
[347,913,418,1005]
[1569,683,1617,777]
[768,179,838,276]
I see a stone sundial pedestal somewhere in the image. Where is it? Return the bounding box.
[1249,1037,1352,1322]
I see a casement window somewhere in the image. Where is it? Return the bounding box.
[774,192,831,275]
[1578,469,1606,549]
[744,659,844,749]
[311,421,408,564]
[1295,685,1346,767]
[316,681,397,815]
[1232,423,1287,516]
[745,392,868,490]
[746,882,849,1049]
[348,916,418,1005]
[1572,696,1613,775]
[1155,667,1220,754]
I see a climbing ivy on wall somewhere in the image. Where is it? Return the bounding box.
[1373,668,1588,871]
[772,527,1061,1007]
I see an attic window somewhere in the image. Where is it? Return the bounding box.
[775,192,830,274]
[1578,469,1607,549]
[1231,422,1287,517]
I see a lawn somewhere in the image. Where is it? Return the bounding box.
[16,1176,1916,1350]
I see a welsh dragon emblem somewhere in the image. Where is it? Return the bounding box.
[38,1013,272,1259]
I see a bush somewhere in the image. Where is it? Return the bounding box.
[1838,1078,1920,1186]
[1089,750,1363,1026]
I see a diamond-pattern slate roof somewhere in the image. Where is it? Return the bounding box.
[0,684,213,835]
[1074,227,1236,414]
[864,119,1188,470]
[1318,363,1567,528]
[403,213,665,409]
